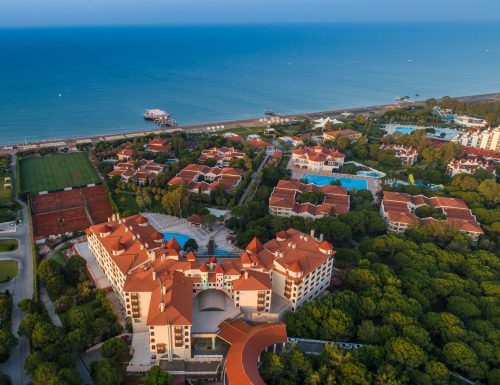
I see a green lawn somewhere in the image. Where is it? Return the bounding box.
[112,192,140,216]
[20,152,100,193]
[0,260,18,283]
[0,239,18,252]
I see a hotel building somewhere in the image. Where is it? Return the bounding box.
[291,145,345,171]
[452,127,500,152]
[85,215,335,378]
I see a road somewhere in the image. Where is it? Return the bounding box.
[0,156,34,385]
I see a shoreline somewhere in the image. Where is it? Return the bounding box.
[3,92,500,152]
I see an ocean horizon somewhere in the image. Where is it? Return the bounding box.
[0,21,499,144]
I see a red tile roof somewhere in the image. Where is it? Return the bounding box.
[217,320,287,385]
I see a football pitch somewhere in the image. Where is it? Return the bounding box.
[20,152,100,193]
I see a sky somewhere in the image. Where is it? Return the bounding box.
[0,0,499,27]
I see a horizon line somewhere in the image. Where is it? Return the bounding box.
[1,19,499,30]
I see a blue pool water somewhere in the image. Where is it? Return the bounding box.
[200,249,235,257]
[163,232,191,248]
[165,159,179,164]
[357,171,383,178]
[395,127,416,134]
[303,174,368,190]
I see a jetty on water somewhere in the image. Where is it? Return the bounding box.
[143,109,177,127]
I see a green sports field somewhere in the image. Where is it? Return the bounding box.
[20,152,100,193]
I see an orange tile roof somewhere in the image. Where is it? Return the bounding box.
[232,270,271,291]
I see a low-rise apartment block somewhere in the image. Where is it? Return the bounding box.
[381,191,483,242]
[269,179,349,218]
[380,144,418,165]
[168,164,243,194]
[198,147,245,167]
[108,159,165,184]
[447,158,495,177]
[146,138,172,153]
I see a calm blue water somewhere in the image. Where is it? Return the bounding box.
[303,174,368,190]
[1,22,500,144]
[163,232,191,248]
[395,127,416,134]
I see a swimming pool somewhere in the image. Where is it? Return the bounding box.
[200,249,235,257]
[303,174,368,190]
[395,126,416,134]
[163,232,191,248]
[357,171,384,178]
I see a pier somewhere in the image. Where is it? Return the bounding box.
[2,92,500,153]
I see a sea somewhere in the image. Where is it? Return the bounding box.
[0,22,499,144]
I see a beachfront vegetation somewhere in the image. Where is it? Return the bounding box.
[434,96,500,126]
[19,152,100,193]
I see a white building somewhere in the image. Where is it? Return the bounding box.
[453,127,500,152]
[291,145,345,171]
[455,115,487,128]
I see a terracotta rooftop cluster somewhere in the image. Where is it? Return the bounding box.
[147,138,172,153]
[269,179,349,217]
[168,164,243,193]
[292,144,345,163]
[108,159,165,183]
[447,157,495,176]
[197,147,245,167]
[380,143,418,164]
[382,191,483,235]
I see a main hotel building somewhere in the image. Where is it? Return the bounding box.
[86,214,335,379]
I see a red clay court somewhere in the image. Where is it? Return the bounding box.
[32,185,114,239]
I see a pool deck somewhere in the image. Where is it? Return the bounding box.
[384,124,461,141]
[288,159,381,196]
[143,213,242,255]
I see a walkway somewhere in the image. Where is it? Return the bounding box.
[238,154,269,206]
[0,155,34,385]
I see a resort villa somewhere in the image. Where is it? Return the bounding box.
[168,164,243,194]
[146,138,172,153]
[108,159,165,184]
[291,145,345,171]
[452,127,500,151]
[245,136,275,154]
[446,158,495,177]
[380,191,483,242]
[380,144,419,165]
[269,179,350,218]
[117,149,135,161]
[222,132,245,142]
[198,147,246,167]
[323,129,363,143]
[85,215,335,380]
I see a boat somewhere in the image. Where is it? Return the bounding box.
[264,110,279,117]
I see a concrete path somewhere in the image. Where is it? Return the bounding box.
[238,154,269,206]
[0,156,34,385]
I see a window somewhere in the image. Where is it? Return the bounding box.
[150,332,155,336]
